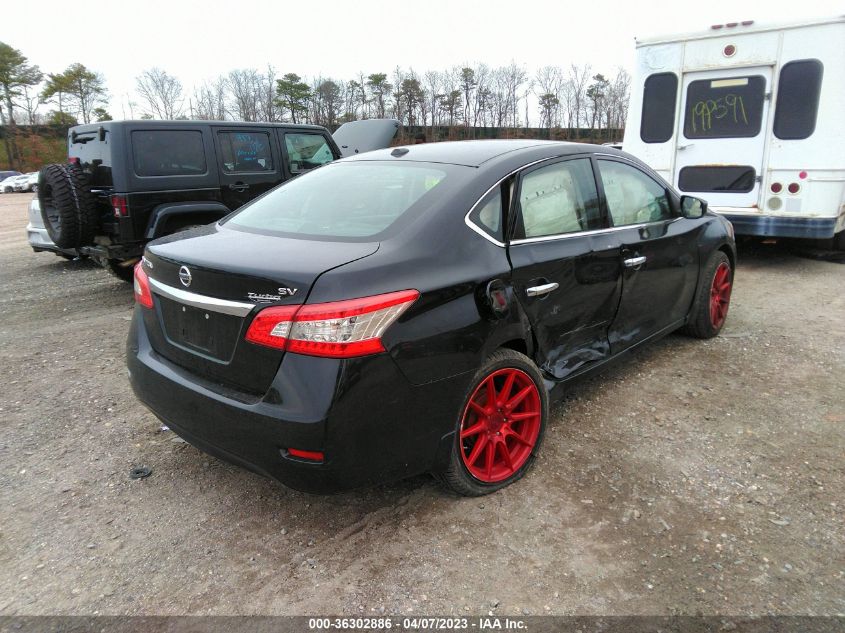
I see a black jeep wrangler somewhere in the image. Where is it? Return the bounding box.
[36,119,397,280]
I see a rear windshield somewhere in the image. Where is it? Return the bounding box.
[226,161,455,240]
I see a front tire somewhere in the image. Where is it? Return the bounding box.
[442,349,548,496]
[683,250,733,339]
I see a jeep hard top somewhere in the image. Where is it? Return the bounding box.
[35,118,398,280]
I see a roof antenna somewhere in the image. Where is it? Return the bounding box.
[391,147,410,157]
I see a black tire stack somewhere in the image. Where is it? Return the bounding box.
[37,164,99,249]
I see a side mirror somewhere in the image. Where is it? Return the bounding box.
[680,195,707,219]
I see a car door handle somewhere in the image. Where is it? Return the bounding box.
[228,182,250,192]
[526,282,559,297]
[623,255,647,268]
[677,143,694,150]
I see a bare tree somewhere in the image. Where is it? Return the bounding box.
[18,83,41,125]
[423,70,441,133]
[312,77,342,127]
[258,65,278,122]
[568,63,591,137]
[227,69,262,122]
[605,68,631,135]
[136,68,185,119]
[192,77,227,120]
[535,66,563,128]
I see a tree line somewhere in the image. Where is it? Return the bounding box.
[0,39,629,170]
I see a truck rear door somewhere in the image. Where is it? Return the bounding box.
[674,67,772,208]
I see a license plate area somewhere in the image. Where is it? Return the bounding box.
[158,296,242,361]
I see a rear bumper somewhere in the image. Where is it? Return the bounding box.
[126,308,468,493]
[716,213,838,239]
[26,223,78,256]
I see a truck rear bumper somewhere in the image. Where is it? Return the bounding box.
[716,213,837,239]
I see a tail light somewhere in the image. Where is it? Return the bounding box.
[134,263,154,309]
[287,448,325,462]
[787,182,800,194]
[770,182,782,193]
[111,194,129,218]
[245,289,419,358]
[68,157,80,165]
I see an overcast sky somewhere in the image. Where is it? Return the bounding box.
[2,0,842,119]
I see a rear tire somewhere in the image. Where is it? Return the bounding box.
[682,250,733,339]
[37,164,98,249]
[106,259,137,283]
[441,349,548,496]
[832,229,845,252]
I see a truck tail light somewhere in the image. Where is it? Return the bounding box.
[111,194,129,218]
[134,263,154,309]
[245,290,419,358]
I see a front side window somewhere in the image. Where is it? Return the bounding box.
[227,162,451,239]
[641,73,678,144]
[598,160,671,226]
[218,131,274,172]
[284,133,334,174]
[774,60,823,140]
[514,158,600,239]
[683,76,766,139]
[131,130,207,177]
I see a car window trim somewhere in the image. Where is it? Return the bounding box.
[509,218,682,245]
[464,154,584,247]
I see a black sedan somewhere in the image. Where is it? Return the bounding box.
[127,140,735,495]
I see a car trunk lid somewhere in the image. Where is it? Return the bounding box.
[141,224,379,395]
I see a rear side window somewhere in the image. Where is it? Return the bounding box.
[284,133,334,174]
[683,76,766,139]
[131,130,207,177]
[515,158,601,239]
[227,162,450,239]
[678,166,756,193]
[218,131,274,172]
[468,189,504,242]
[641,73,678,143]
[774,60,823,140]
[598,160,671,226]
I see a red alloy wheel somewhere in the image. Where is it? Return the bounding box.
[709,262,733,328]
[459,368,542,483]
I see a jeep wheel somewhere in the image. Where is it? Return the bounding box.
[37,164,98,249]
[106,259,137,283]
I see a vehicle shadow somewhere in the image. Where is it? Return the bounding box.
[736,237,845,266]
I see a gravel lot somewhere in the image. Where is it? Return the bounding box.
[0,192,842,617]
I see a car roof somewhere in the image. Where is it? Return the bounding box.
[346,139,595,167]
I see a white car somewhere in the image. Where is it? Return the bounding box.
[13,172,37,192]
[27,198,78,258]
[1,175,20,193]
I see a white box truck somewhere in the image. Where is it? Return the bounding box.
[622,17,845,246]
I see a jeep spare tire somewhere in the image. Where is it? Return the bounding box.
[37,164,98,249]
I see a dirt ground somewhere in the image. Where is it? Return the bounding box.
[0,192,842,617]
